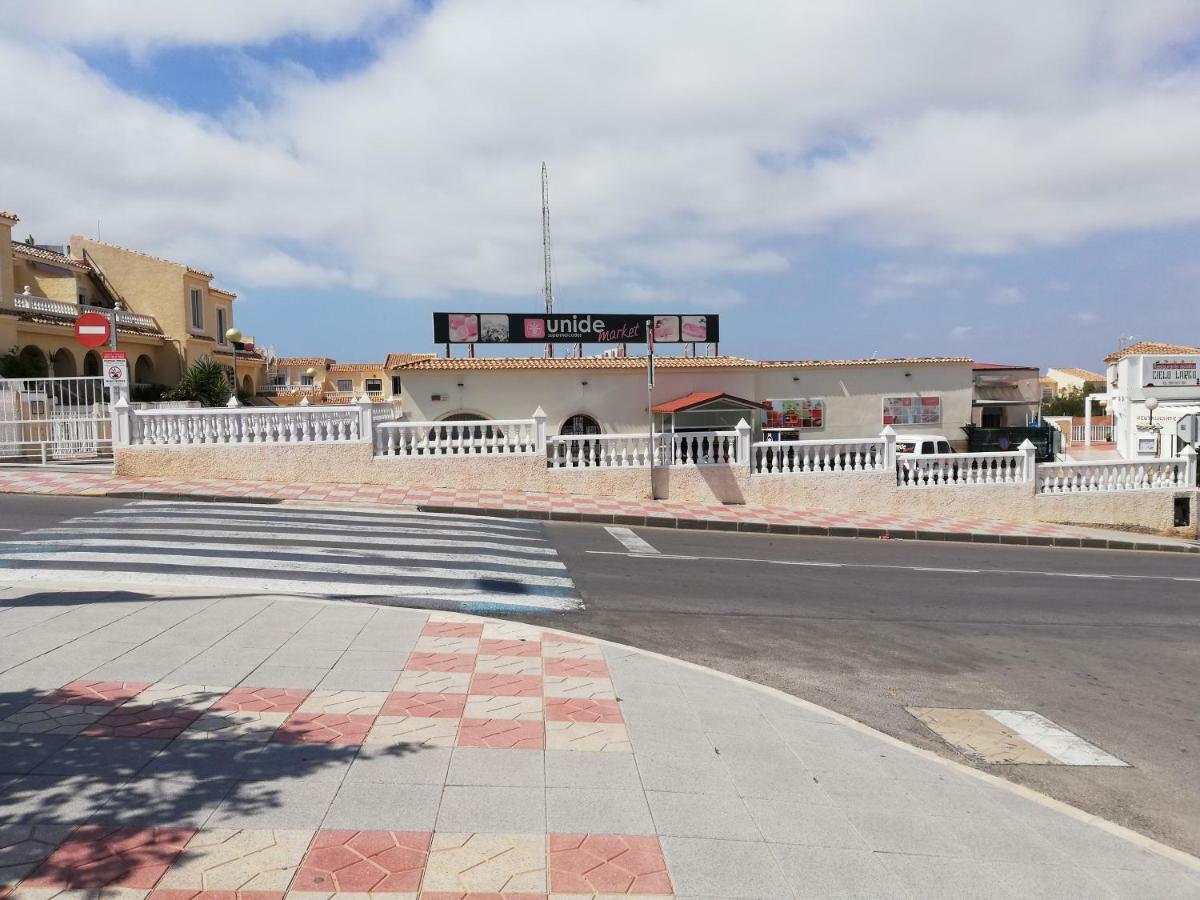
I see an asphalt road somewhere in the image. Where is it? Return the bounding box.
[533,522,1200,857]
[1,492,1198,857]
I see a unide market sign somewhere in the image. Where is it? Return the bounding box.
[433,312,719,344]
[1142,356,1200,387]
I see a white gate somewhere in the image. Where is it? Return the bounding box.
[0,376,113,464]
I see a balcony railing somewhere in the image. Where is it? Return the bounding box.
[9,291,160,333]
[257,384,320,396]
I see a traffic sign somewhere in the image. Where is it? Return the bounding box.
[74,311,111,348]
[103,351,128,388]
[1179,413,1199,445]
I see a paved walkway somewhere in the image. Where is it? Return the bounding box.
[1,468,1196,553]
[1,585,1198,898]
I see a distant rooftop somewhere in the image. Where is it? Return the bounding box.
[1104,341,1200,363]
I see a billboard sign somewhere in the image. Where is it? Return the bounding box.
[433,313,718,345]
[1142,356,1200,387]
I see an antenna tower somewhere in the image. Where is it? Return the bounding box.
[541,162,554,357]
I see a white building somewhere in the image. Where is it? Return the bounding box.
[387,353,975,444]
[1101,341,1200,459]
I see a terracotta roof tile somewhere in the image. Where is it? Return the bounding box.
[1048,367,1105,381]
[0,306,162,337]
[0,210,18,222]
[275,356,335,367]
[652,391,768,413]
[76,236,214,279]
[1104,341,1200,363]
[385,352,438,369]
[328,362,386,372]
[759,356,972,368]
[400,355,761,371]
[209,285,237,299]
[12,242,90,271]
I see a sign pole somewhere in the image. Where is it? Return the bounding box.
[646,318,655,500]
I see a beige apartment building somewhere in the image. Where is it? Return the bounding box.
[0,209,265,393]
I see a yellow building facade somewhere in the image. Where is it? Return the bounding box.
[1,209,265,394]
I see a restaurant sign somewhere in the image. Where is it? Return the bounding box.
[1142,356,1200,387]
[434,313,718,345]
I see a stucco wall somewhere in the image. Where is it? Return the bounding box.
[0,219,13,303]
[114,442,1197,537]
[11,258,81,303]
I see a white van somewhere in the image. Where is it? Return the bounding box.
[894,434,955,457]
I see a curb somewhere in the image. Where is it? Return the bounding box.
[415,502,1200,554]
[284,592,1200,876]
[5,486,1196,553]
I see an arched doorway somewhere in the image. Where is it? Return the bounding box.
[16,346,48,378]
[50,348,77,378]
[134,355,155,385]
[241,374,254,397]
[559,413,601,466]
[83,351,102,377]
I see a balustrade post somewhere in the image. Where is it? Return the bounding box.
[1182,445,1197,487]
[532,406,547,453]
[355,395,374,444]
[880,425,897,470]
[735,418,751,468]
[110,395,133,447]
[1018,439,1037,491]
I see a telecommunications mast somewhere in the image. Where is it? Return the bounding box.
[542,162,554,357]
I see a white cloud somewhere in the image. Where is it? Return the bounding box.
[4,0,1200,308]
[948,325,975,342]
[6,1,412,50]
[989,287,1026,305]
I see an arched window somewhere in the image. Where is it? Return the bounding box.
[134,355,155,385]
[83,351,102,377]
[559,413,601,466]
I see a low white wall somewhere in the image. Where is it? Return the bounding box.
[114,444,1198,537]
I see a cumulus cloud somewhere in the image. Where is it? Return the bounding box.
[4,0,1200,307]
[6,1,412,50]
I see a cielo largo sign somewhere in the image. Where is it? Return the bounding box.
[1143,356,1200,387]
[433,312,718,344]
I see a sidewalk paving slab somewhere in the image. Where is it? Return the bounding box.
[0,587,1197,897]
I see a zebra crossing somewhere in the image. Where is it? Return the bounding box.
[0,500,581,612]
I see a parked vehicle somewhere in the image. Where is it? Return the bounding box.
[894,434,955,457]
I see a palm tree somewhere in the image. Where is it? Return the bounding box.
[168,356,232,407]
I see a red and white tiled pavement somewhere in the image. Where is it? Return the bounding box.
[1,468,1192,550]
[2,597,1197,896]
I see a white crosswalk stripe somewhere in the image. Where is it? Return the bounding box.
[0,500,581,612]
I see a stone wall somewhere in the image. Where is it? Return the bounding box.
[115,443,1198,538]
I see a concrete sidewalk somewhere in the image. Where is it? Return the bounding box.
[0,584,1198,898]
[1,467,1196,554]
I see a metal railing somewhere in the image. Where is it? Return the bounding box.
[0,376,113,464]
[1070,424,1114,443]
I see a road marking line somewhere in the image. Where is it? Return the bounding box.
[984,709,1129,766]
[36,527,557,555]
[0,537,568,570]
[605,526,660,554]
[583,550,1194,582]
[0,569,580,610]
[0,550,576,588]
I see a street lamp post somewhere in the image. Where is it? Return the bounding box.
[226,327,242,407]
[1145,396,1160,456]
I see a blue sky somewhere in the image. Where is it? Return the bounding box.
[5,1,1200,370]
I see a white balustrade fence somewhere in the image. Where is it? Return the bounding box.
[547,433,653,468]
[130,405,362,445]
[1037,458,1192,494]
[897,451,1028,488]
[659,430,742,466]
[376,419,539,457]
[10,291,160,332]
[753,438,886,474]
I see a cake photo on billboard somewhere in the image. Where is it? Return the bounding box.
[448,313,479,343]
[681,315,707,342]
[480,314,510,342]
[653,316,680,342]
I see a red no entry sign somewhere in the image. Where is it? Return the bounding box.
[74,311,111,348]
